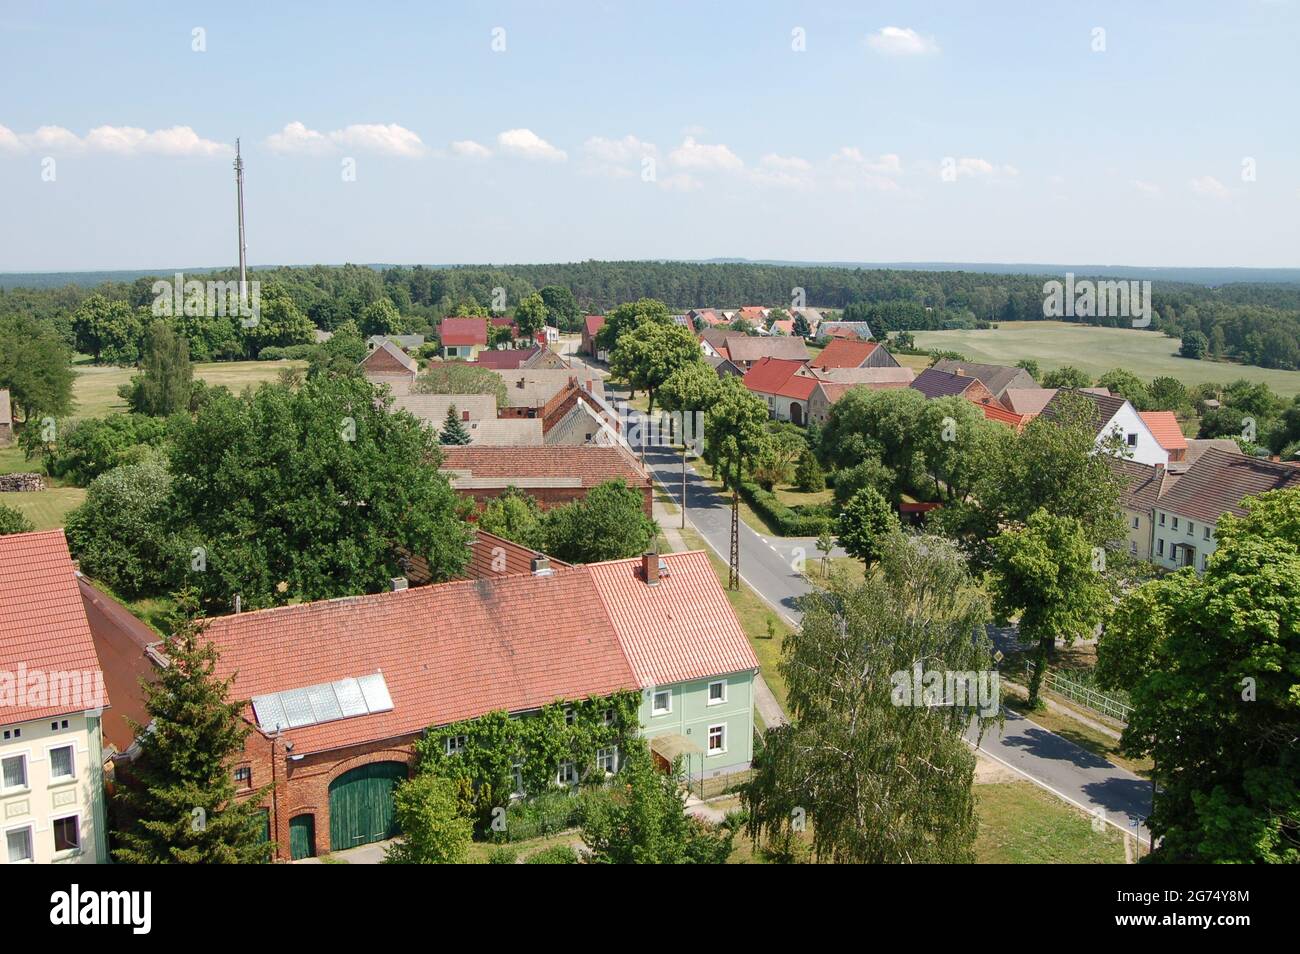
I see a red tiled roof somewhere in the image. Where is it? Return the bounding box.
[439,446,650,487]
[0,531,108,727]
[203,548,756,754]
[588,551,760,687]
[584,315,605,337]
[206,570,639,754]
[80,578,156,753]
[974,399,1027,429]
[474,346,541,370]
[810,338,879,370]
[742,356,807,396]
[439,317,489,347]
[1139,411,1188,453]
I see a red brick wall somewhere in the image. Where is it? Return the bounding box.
[235,728,419,860]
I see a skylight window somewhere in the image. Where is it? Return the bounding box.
[251,673,394,732]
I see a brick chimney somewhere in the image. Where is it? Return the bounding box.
[642,550,660,586]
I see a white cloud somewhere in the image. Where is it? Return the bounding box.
[749,153,814,188]
[937,157,1019,180]
[1190,175,1229,199]
[1134,180,1161,196]
[669,136,743,172]
[867,26,940,56]
[450,139,492,159]
[581,134,657,178]
[497,128,567,161]
[330,123,426,157]
[759,153,811,172]
[832,148,903,175]
[265,121,426,157]
[0,123,227,156]
[829,148,904,190]
[266,121,332,156]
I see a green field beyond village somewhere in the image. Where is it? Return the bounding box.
[913,321,1300,396]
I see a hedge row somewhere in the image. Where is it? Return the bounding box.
[257,344,318,361]
[739,480,835,536]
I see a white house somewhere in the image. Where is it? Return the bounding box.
[1,531,109,865]
[1041,390,1169,467]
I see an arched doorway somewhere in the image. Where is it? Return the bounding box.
[328,761,408,851]
[789,402,803,426]
[289,814,316,860]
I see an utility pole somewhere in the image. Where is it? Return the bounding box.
[680,445,687,530]
[234,138,248,306]
[728,487,740,590]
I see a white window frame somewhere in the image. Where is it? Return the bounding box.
[707,680,727,706]
[1131,516,1139,529]
[563,707,576,726]
[50,811,82,857]
[46,742,76,783]
[707,723,727,756]
[1126,433,1137,447]
[0,752,29,794]
[1203,526,1211,541]
[1158,512,1166,526]
[1129,541,1137,556]
[555,761,578,787]
[1157,539,1164,556]
[596,746,618,775]
[651,690,671,716]
[1172,516,1180,530]
[511,761,524,798]
[445,734,468,756]
[4,823,34,864]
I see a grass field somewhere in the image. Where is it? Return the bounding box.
[70,359,306,418]
[912,321,1300,396]
[0,446,86,530]
[974,779,1128,864]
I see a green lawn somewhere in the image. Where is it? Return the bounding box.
[0,486,86,530]
[70,359,306,418]
[0,446,84,530]
[974,780,1128,864]
[912,321,1300,396]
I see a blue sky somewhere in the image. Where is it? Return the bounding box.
[1,0,1297,270]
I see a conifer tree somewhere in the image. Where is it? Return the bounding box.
[112,594,271,863]
[439,404,473,445]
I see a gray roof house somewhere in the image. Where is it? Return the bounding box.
[931,359,1036,400]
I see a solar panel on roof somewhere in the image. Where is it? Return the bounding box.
[357,672,394,713]
[333,678,368,717]
[250,673,393,733]
[279,688,315,727]
[251,694,288,732]
[307,682,343,723]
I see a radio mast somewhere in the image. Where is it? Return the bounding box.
[234,138,248,303]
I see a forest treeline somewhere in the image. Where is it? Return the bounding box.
[2,260,1298,369]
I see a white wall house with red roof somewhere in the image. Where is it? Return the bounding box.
[0,531,109,865]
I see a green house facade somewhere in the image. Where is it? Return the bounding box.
[638,670,755,788]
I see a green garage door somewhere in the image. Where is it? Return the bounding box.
[328,762,408,851]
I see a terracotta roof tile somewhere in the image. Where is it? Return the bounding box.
[588,552,759,687]
[439,445,650,488]
[810,338,879,370]
[0,531,108,727]
[1138,411,1189,452]
[206,569,638,754]
[439,317,489,347]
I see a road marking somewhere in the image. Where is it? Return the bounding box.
[966,733,1151,847]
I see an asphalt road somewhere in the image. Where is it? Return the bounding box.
[597,365,1155,846]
